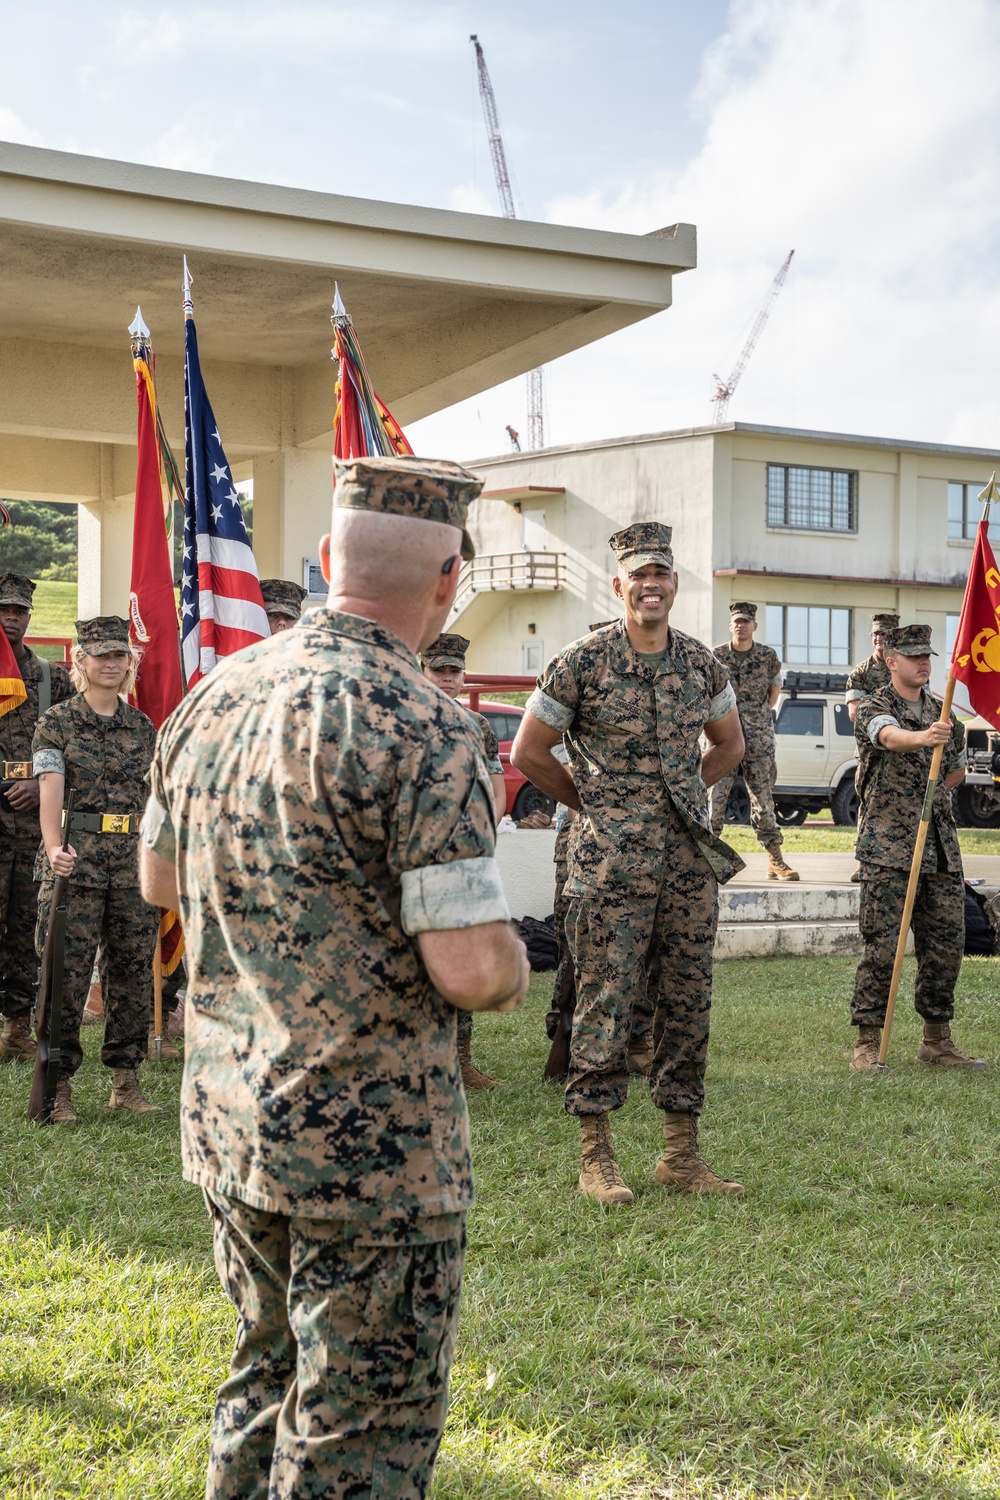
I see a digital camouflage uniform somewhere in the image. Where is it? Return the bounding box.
[709,639,784,849]
[145,456,504,1500]
[32,693,158,1077]
[527,618,742,1118]
[852,682,967,1028]
[0,645,73,1023]
[845,652,891,710]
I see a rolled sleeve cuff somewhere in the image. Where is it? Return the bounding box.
[486,755,503,776]
[401,856,511,935]
[770,674,782,688]
[525,688,574,732]
[33,748,65,775]
[953,748,968,769]
[706,682,737,724]
[867,713,899,745]
[845,688,865,703]
[140,792,177,863]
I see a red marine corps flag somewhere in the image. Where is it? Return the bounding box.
[128,308,184,727]
[950,473,1000,730]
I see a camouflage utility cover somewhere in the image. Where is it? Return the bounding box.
[712,641,781,755]
[526,620,743,884]
[333,456,482,560]
[421,633,470,669]
[144,610,508,1221]
[854,684,966,874]
[76,615,130,655]
[0,572,35,608]
[259,579,307,620]
[609,522,673,571]
[845,652,891,705]
[0,648,73,838]
[32,696,154,886]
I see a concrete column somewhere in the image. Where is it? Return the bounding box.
[77,443,137,618]
[251,449,334,584]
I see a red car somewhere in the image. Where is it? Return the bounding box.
[466,700,557,821]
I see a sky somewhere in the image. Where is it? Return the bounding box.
[3,0,1000,463]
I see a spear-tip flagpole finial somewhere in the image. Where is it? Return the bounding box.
[978,471,1000,522]
[332,281,347,321]
[129,305,151,356]
[183,255,194,320]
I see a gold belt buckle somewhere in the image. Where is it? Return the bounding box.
[101,813,131,834]
[3,762,31,780]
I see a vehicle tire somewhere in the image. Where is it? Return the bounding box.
[725,779,751,825]
[831,778,859,826]
[511,783,556,823]
[955,785,1000,829]
[775,804,808,826]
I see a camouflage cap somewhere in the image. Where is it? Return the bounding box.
[333,455,482,561]
[730,601,757,621]
[76,615,130,655]
[0,572,35,608]
[884,623,936,657]
[871,612,900,633]
[260,579,307,621]
[608,522,673,571]
[420,632,470,669]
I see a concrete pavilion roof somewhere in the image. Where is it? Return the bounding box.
[0,141,696,436]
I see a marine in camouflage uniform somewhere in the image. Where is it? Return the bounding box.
[0,572,73,1061]
[709,602,797,879]
[420,631,505,1090]
[260,578,308,636]
[850,623,984,1071]
[143,457,525,1500]
[845,611,898,719]
[515,522,747,1204]
[32,616,159,1108]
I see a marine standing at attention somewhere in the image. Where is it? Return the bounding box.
[845,611,898,723]
[850,623,984,1072]
[259,578,308,636]
[511,522,746,1206]
[140,456,529,1500]
[0,572,74,1062]
[32,616,160,1123]
[709,601,798,881]
[420,630,507,1090]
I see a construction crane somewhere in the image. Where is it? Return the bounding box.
[711,249,795,423]
[471,34,545,449]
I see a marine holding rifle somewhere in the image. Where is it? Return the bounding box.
[0,572,73,1061]
[31,615,160,1123]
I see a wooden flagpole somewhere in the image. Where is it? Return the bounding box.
[876,674,956,1065]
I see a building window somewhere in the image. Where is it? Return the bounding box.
[767,464,857,532]
[765,604,852,666]
[947,481,986,540]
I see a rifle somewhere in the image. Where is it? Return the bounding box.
[28,790,76,1124]
[542,957,576,1082]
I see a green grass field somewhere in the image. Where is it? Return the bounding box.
[25,581,77,659]
[724,823,1000,857]
[2,957,999,1499]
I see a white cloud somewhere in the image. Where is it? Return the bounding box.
[0,105,42,146]
[414,0,1000,461]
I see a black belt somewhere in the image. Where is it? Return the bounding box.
[65,811,141,835]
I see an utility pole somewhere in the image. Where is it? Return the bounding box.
[471,34,545,449]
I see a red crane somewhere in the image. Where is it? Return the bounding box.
[471,34,545,449]
[711,249,795,423]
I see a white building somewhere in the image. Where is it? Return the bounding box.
[456,421,998,699]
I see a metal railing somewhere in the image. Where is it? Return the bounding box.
[26,635,73,664]
[449,550,564,619]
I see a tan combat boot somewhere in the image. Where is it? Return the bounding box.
[917,1023,986,1070]
[654,1111,744,1195]
[851,1024,883,1071]
[457,1034,498,1090]
[579,1114,634,1205]
[766,847,800,882]
[147,1029,181,1062]
[108,1068,162,1113]
[50,1077,79,1125]
[0,1017,37,1060]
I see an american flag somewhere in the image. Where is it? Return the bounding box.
[181,316,268,687]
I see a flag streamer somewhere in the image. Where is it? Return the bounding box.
[331,287,414,460]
